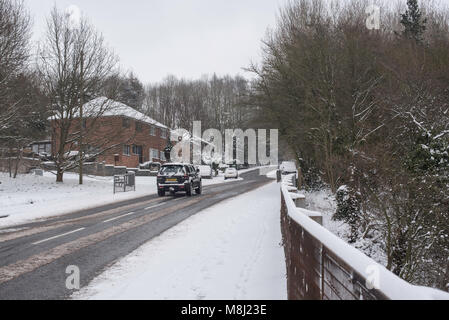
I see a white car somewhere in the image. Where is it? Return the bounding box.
[218,163,229,172]
[279,161,297,175]
[224,167,239,180]
[198,165,213,179]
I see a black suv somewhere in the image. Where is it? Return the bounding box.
[157,163,202,197]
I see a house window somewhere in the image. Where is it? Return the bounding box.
[132,145,142,155]
[160,129,167,139]
[150,126,156,136]
[123,145,131,156]
[150,148,159,160]
[160,151,166,161]
[123,118,131,128]
[136,122,142,132]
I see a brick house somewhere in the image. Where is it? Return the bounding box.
[51,97,171,169]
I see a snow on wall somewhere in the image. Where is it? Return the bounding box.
[281,184,449,300]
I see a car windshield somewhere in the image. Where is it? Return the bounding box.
[160,165,184,175]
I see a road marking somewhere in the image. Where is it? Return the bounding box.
[145,203,165,210]
[102,203,165,223]
[32,228,85,245]
[103,212,135,223]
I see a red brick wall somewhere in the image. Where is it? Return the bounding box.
[51,116,169,168]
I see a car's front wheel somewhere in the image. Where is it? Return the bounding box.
[158,189,165,197]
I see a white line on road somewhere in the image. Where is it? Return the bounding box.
[32,228,85,245]
[102,202,166,224]
[103,212,136,224]
[144,203,165,210]
[103,203,165,224]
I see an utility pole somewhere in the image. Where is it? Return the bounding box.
[79,49,84,185]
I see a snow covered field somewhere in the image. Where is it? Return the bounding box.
[72,181,286,300]
[0,171,244,228]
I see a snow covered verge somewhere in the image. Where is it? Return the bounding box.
[72,182,286,300]
[0,171,245,228]
[304,189,388,266]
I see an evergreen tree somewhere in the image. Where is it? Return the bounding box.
[400,0,427,42]
[333,185,361,243]
[118,73,145,109]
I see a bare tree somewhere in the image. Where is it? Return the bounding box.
[0,1,48,180]
[143,74,250,134]
[37,6,119,183]
[0,0,31,136]
[0,72,48,178]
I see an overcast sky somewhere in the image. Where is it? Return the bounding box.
[24,0,288,84]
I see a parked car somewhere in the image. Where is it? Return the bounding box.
[279,161,297,175]
[157,163,202,196]
[218,163,229,172]
[224,167,239,180]
[198,165,213,179]
[139,161,161,172]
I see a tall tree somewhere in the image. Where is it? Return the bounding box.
[117,72,145,110]
[401,0,427,42]
[0,72,48,178]
[143,74,250,133]
[0,1,48,180]
[38,6,119,183]
[0,0,31,136]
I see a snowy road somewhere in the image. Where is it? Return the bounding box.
[73,181,286,300]
[0,170,279,299]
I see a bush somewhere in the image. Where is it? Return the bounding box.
[333,185,362,243]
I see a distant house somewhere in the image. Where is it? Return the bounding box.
[50,97,171,168]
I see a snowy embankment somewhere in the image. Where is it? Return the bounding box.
[277,172,388,267]
[0,171,244,228]
[281,175,449,299]
[304,189,388,266]
[73,181,286,300]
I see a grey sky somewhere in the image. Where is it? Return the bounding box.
[24,0,288,84]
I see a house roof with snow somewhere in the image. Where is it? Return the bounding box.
[83,97,168,129]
